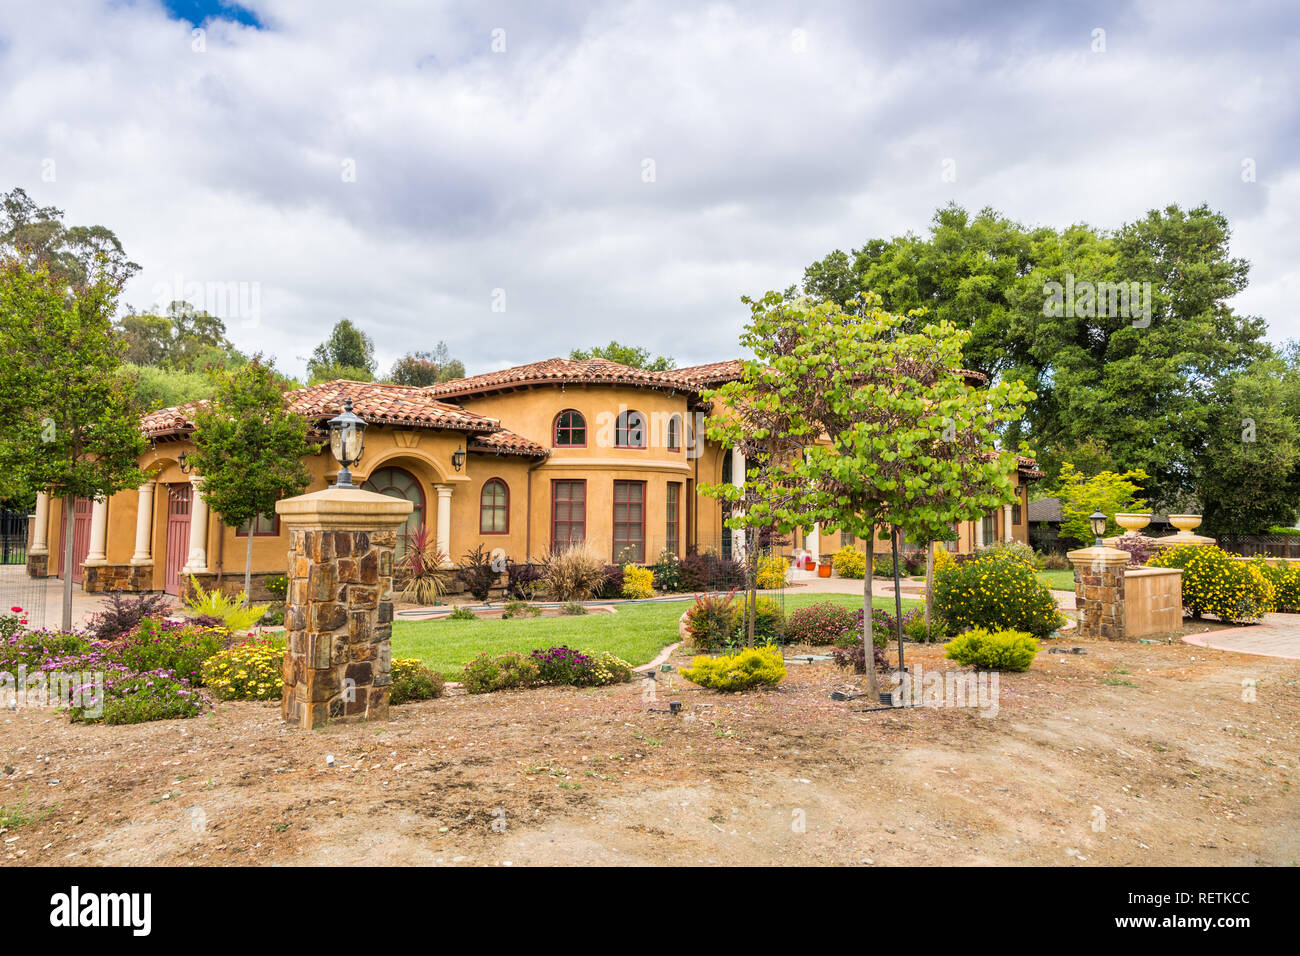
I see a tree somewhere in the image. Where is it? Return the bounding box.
[570,341,675,371]
[386,342,465,386]
[1053,463,1149,545]
[720,292,1030,702]
[187,357,315,602]
[1,186,139,289]
[1194,349,1300,537]
[0,260,146,630]
[307,319,375,383]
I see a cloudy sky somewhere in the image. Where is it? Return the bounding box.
[1,0,1295,379]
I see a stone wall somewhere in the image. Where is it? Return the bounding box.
[281,527,396,728]
[83,564,152,593]
[181,571,283,604]
[1073,561,1128,640]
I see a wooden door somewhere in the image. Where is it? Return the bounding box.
[165,483,192,595]
[57,497,93,583]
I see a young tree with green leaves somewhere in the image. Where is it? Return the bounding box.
[570,341,675,371]
[187,357,315,602]
[1053,463,1149,544]
[0,260,146,630]
[307,318,376,383]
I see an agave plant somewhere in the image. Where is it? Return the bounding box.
[397,527,453,605]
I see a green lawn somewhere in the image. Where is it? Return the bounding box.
[392,592,920,678]
[1035,569,1076,591]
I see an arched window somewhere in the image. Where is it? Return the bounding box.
[480,478,509,534]
[615,410,647,448]
[361,466,424,556]
[553,409,586,447]
[666,414,682,452]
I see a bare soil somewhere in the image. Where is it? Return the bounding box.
[1,631,1296,866]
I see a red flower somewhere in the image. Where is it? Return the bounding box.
[9,606,21,613]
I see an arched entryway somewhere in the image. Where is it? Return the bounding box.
[362,466,425,556]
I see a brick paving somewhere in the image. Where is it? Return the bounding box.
[1182,613,1300,660]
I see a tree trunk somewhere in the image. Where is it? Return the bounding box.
[924,541,934,630]
[861,535,880,701]
[244,529,254,606]
[61,495,75,632]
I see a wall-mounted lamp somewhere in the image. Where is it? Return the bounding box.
[177,452,194,475]
[451,444,466,473]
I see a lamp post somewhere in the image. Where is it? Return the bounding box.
[328,397,367,489]
[1089,510,1107,547]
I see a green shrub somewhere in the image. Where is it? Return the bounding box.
[1147,545,1274,623]
[756,555,787,589]
[501,600,541,619]
[785,602,856,646]
[263,574,289,601]
[652,549,684,592]
[589,650,634,685]
[944,627,1039,671]
[622,564,655,599]
[390,657,445,704]
[560,601,589,616]
[1252,558,1300,612]
[114,618,227,686]
[904,615,948,643]
[259,603,285,627]
[459,651,541,694]
[933,551,1066,638]
[447,605,477,621]
[732,595,785,644]
[832,546,866,579]
[973,540,1036,567]
[684,592,740,649]
[679,645,786,691]
[200,640,284,700]
[184,576,270,633]
[70,665,202,724]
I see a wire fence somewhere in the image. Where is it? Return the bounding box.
[0,510,46,629]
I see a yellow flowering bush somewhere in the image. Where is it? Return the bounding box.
[390,657,445,704]
[832,545,866,579]
[1251,558,1300,613]
[756,555,788,589]
[1148,545,1274,623]
[933,551,1065,638]
[679,644,785,691]
[621,564,655,600]
[931,544,955,575]
[200,640,284,701]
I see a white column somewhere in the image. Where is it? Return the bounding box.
[435,484,453,568]
[30,492,49,555]
[182,476,209,573]
[974,514,984,549]
[84,497,109,565]
[1003,504,1014,542]
[131,480,156,565]
[805,523,820,558]
[730,447,746,555]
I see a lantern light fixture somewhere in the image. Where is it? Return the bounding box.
[451,444,465,473]
[1089,510,1107,546]
[327,397,367,489]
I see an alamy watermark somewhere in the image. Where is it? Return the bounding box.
[1043,273,1151,328]
[1,667,104,718]
[888,662,1000,717]
[151,272,261,329]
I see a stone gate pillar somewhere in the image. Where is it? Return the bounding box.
[276,487,413,729]
[1067,545,1131,641]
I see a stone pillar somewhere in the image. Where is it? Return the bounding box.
[84,497,109,565]
[434,483,453,567]
[1067,546,1132,641]
[182,475,209,573]
[1003,504,1013,542]
[131,480,156,565]
[730,447,746,556]
[276,487,413,730]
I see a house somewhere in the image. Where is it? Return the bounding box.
[24,356,1043,598]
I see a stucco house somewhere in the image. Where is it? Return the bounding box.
[24,356,1042,598]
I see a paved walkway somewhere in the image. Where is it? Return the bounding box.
[1182,613,1300,660]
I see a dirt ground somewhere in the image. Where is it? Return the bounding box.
[1,629,1297,867]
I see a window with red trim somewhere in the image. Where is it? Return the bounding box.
[666,482,681,556]
[553,409,586,447]
[615,410,646,448]
[480,478,509,534]
[551,480,586,550]
[667,414,682,452]
[613,480,646,562]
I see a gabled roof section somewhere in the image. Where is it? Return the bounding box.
[142,380,498,440]
[426,357,690,400]
[469,430,549,459]
[666,360,746,389]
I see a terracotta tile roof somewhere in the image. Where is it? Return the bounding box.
[980,450,1044,480]
[141,380,497,439]
[427,357,690,400]
[665,360,746,388]
[469,430,549,458]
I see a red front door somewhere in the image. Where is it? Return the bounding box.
[165,483,192,596]
[57,498,93,583]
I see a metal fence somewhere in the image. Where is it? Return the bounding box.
[0,509,46,629]
[1,509,28,566]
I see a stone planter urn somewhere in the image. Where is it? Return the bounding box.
[1115,513,1151,534]
[1169,514,1203,533]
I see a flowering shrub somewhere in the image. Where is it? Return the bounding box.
[685,591,740,649]
[731,596,785,644]
[1112,533,1157,567]
[1147,545,1274,623]
[621,565,655,600]
[679,645,785,691]
[72,666,201,725]
[200,640,284,700]
[460,651,541,694]
[933,551,1066,638]
[0,628,88,671]
[531,645,596,684]
[944,627,1039,671]
[1252,558,1300,613]
[785,602,856,646]
[588,651,634,685]
[756,555,788,590]
[113,617,226,686]
[390,657,445,704]
[85,592,174,642]
[832,546,866,579]
[652,550,684,592]
[932,545,955,575]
